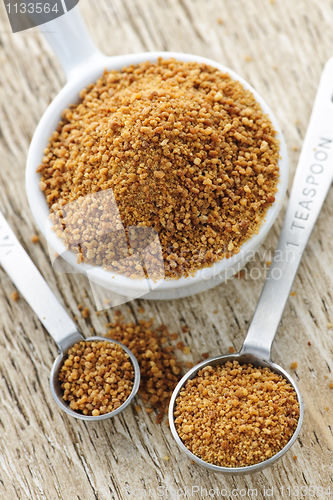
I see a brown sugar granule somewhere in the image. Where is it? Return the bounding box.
[31,234,39,243]
[307,341,311,346]
[170,333,178,340]
[185,361,194,369]
[290,292,297,297]
[82,307,90,319]
[38,58,280,279]
[228,346,235,354]
[105,319,182,415]
[10,291,19,302]
[329,383,333,390]
[202,352,209,359]
[177,341,185,351]
[235,270,244,279]
[290,362,298,370]
[174,361,300,468]
[59,340,134,416]
[156,412,164,424]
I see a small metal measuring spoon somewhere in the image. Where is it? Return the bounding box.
[0,213,140,421]
[169,57,333,474]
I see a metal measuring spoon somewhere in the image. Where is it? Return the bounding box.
[169,57,333,474]
[0,212,140,421]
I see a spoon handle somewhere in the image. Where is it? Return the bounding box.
[241,57,333,360]
[39,6,101,80]
[0,212,82,351]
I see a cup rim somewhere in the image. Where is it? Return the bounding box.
[26,51,288,292]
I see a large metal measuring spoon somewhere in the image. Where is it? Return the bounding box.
[169,57,333,474]
[0,212,140,421]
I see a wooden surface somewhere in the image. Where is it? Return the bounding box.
[0,0,333,498]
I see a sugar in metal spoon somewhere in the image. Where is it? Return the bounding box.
[0,212,140,421]
[169,57,333,474]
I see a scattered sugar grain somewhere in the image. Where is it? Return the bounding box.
[105,319,182,415]
[10,291,19,302]
[82,307,90,319]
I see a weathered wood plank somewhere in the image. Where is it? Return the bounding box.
[0,0,333,498]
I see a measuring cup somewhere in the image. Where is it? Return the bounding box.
[169,57,333,474]
[25,5,289,301]
[0,212,140,420]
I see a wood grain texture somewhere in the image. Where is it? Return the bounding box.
[0,0,333,498]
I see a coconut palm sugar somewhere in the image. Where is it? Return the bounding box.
[174,361,300,467]
[59,340,134,416]
[38,58,280,279]
[105,319,182,419]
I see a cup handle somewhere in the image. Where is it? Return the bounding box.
[40,5,103,80]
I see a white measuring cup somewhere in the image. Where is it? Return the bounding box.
[25,5,289,301]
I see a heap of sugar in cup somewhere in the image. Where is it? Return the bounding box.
[38,58,280,279]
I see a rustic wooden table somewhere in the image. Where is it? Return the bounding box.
[0,0,333,498]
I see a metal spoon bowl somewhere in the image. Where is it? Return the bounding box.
[50,336,141,422]
[169,56,333,473]
[169,353,303,475]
